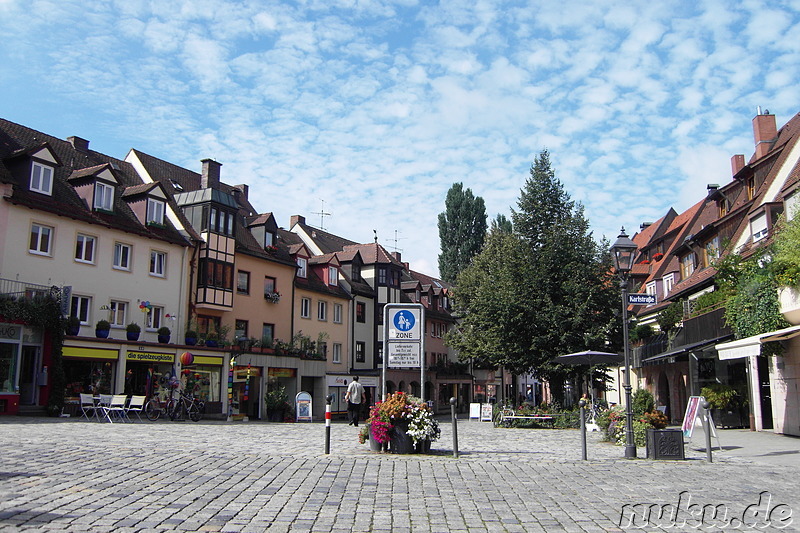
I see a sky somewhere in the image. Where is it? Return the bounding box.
[1,0,799,278]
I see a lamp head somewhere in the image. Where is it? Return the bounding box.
[611,227,638,274]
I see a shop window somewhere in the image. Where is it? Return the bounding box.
[0,343,18,393]
[63,359,115,397]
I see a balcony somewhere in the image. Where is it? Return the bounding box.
[778,287,800,325]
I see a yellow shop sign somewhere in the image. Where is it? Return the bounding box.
[126,351,175,363]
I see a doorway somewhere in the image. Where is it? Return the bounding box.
[19,346,40,405]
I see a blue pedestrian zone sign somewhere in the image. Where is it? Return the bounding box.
[394,310,415,332]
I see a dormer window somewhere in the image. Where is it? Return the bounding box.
[147,198,165,225]
[751,212,768,242]
[94,182,114,211]
[297,257,307,278]
[328,266,338,286]
[265,231,275,248]
[30,161,53,195]
[717,199,728,218]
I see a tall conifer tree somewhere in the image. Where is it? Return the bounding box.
[437,183,487,283]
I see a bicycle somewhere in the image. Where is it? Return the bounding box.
[144,387,178,421]
[169,389,204,422]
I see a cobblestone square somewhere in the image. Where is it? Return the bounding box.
[1,417,797,532]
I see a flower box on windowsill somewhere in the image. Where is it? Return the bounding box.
[264,292,281,303]
[778,286,800,325]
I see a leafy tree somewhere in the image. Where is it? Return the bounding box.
[657,301,684,333]
[448,150,618,403]
[437,183,487,284]
[490,214,513,234]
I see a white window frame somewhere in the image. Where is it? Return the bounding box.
[786,191,800,221]
[333,343,342,364]
[109,301,127,327]
[74,234,96,264]
[751,213,768,242]
[146,306,164,330]
[146,198,165,225]
[318,300,327,321]
[646,281,657,296]
[113,242,131,271]
[94,182,114,211]
[328,266,338,285]
[30,161,53,195]
[300,297,310,319]
[297,257,307,278]
[29,223,53,256]
[663,273,675,295]
[333,303,342,324]
[150,250,166,277]
[70,295,91,325]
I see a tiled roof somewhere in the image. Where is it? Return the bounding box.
[292,221,359,254]
[0,118,191,247]
[341,243,404,266]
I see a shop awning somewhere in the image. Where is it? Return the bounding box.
[716,325,800,360]
[642,335,732,365]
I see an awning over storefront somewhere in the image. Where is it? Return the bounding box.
[716,325,800,360]
[642,335,732,365]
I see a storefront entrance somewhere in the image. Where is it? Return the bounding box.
[18,346,40,405]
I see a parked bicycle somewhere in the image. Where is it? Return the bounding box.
[144,388,177,421]
[169,389,204,422]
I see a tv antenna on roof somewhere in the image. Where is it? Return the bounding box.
[389,229,404,253]
[312,199,331,231]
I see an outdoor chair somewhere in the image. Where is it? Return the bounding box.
[104,394,128,423]
[79,393,99,421]
[125,395,146,422]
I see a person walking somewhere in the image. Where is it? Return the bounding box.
[345,376,365,426]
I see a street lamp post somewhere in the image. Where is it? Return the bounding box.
[611,227,638,459]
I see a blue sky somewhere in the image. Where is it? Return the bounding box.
[2,0,799,277]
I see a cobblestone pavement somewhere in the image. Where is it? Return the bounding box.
[1,417,798,532]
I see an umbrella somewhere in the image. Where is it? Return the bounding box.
[553,350,623,425]
[553,350,623,366]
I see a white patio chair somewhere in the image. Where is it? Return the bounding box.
[125,395,146,422]
[104,394,128,423]
[97,394,114,422]
[79,393,99,421]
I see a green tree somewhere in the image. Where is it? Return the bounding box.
[490,214,513,234]
[448,151,618,403]
[438,183,488,284]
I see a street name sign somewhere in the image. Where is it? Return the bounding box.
[628,293,657,305]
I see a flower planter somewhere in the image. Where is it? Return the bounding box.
[185,336,197,346]
[205,339,218,348]
[66,326,80,336]
[368,428,386,452]
[158,335,170,344]
[126,331,140,341]
[414,439,432,454]
[95,329,110,339]
[645,428,685,460]
[389,422,415,454]
[778,286,800,325]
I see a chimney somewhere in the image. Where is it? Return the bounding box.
[201,159,221,189]
[233,184,249,199]
[731,154,745,176]
[67,136,89,152]
[290,215,305,227]
[640,222,652,231]
[392,251,402,262]
[753,110,777,160]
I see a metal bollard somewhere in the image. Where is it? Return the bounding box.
[702,400,713,463]
[579,399,587,461]
[450,397,459,458]
[325,394,333,455]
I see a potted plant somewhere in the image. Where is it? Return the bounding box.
[264,385,289,422]
[65,315,81,336]
[184,329,198,346]
[157,326,171,344]
[95,319,111,339]
[126,322,141,341]
[362,392,440,454]
[205,331,219,347]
